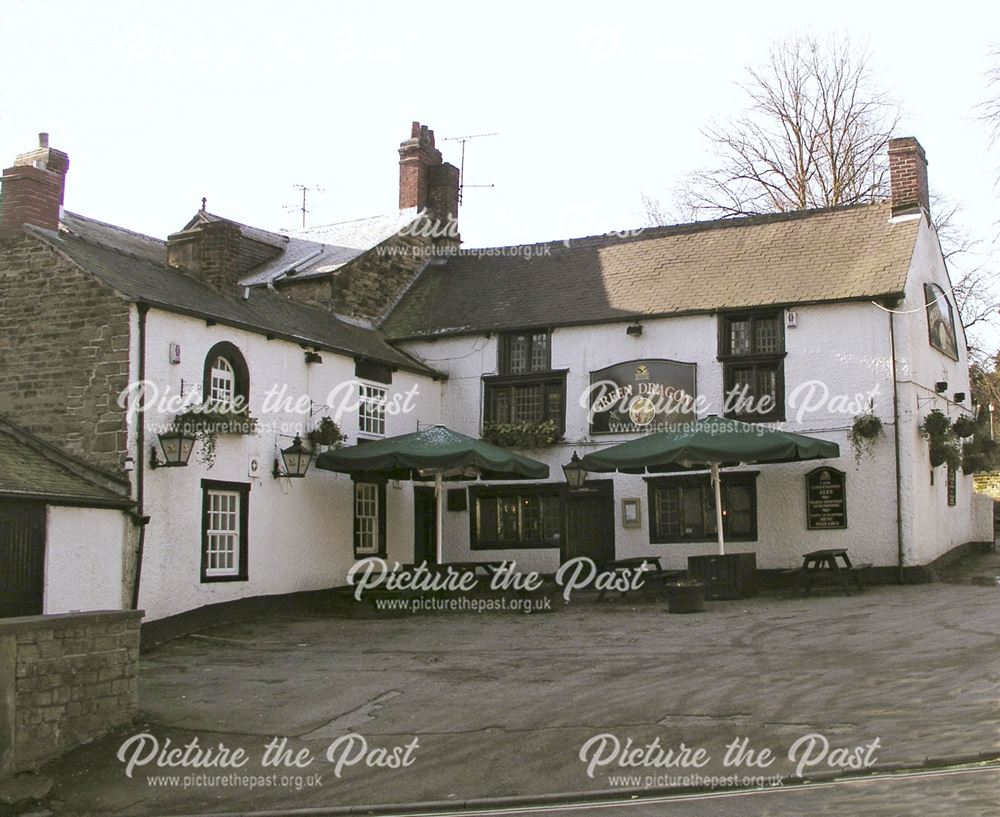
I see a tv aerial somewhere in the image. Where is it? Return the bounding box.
[284,184,326,228]
[442,132,497,204]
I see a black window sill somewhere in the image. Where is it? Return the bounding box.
[200,574,249,584]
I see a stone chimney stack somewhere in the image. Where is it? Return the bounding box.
[166,219,244,293]
[398,122,460,227]
[0,133,70,238]
[888,137,929,219]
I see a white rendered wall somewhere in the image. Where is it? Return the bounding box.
[891,215,986,565]
[400,221,986,572]
[136,310,440,620]
[44,506,128,614]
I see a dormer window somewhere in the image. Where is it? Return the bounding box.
[202,342,250,409]
[500,330,550,374]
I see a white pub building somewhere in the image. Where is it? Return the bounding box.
[0,125,991,621]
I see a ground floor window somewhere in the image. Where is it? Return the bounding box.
[470,486,564,549]
[201,480,250,581]
[646,473,757,544]
[354,481,386,557]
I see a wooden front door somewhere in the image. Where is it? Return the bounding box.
[413,487,438,565]
[0,501,46,618]
[563,483,615,567]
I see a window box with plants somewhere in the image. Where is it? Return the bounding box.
[482,419,561,449]
[172,403,258,468]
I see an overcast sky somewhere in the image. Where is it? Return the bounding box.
[1,1,998,278]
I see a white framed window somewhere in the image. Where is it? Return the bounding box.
[209,356,236,406]
[205,489,240,576]
[358,383,386,437]
[355,483,380,555]
[201,481,249,582]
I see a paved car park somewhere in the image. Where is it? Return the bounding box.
[18,560,1000,816]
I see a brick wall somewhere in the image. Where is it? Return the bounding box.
[276,230,435,321]
[0,233,132,473]
[0,610,142,776]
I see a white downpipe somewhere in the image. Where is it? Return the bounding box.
[435,472,444,565]
[712,463,726,556]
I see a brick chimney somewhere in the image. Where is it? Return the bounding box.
[888,137,929,218]
[166,219,243,293]
[398,122,460,227]
[0,133,70,238]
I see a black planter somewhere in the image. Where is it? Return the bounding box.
[687,552,758,600]
[666,584,705,613]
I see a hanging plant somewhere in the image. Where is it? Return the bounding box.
[952,415,977,439]
[848,412,883,463]
[307,416,346,449]
[920,409,951,440]
[961,431,998,475]
[929,440,961,470]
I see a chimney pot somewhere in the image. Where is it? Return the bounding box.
[38,133,49,148]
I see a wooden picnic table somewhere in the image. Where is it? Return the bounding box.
[596,556,685,602]
[786,548,871,595]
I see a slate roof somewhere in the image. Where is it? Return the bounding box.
[0,418,132,507]
[32,213,441,378]
[381,202,921,340]
[188,209,421,286]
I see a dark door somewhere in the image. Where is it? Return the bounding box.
[0,501,46,618]
[413,487,437,565]
[563,484,615,566]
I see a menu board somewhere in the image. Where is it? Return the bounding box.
[806,467,847,530]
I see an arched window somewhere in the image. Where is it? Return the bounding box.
[210,356,235,405]
[202,342,250,409]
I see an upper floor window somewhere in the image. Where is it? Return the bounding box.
[359,383,387,437]
[718,311,785,422]
[210,357,235,405]
[500,330,550,374]
[485,329,565,432]
[202,342,250,409]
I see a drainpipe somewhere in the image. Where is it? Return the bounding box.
[888,309,905,584]
[130,303,150,610]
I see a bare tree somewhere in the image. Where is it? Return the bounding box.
[979,46,1000,151]
[671,35,899,221]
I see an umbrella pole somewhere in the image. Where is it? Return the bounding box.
[712,463,725,556]
[435,472,444,565]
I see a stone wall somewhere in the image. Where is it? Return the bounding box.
[0,610,142,776]
[277,230,436,322]
[0,232,132,473]
[973,471,1000,499]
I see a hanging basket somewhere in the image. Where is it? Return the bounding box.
[952,416,976,439]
